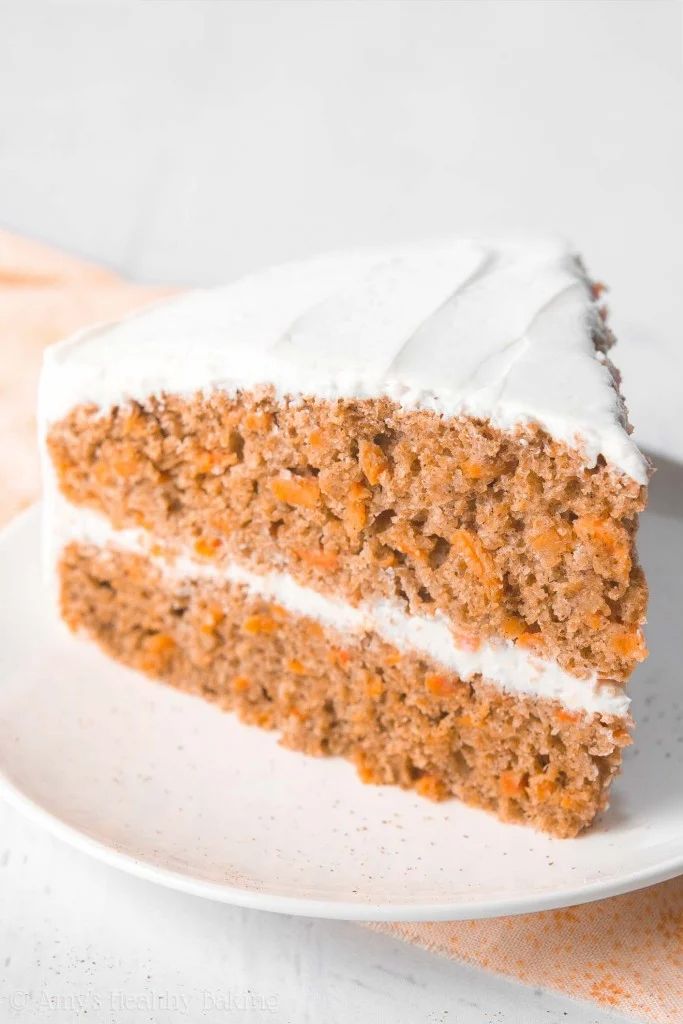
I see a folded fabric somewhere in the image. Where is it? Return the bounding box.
[372,876,683,1023]
[0,229,169,523]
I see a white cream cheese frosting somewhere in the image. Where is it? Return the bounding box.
[46,496,631,718]
[39,237,648,483]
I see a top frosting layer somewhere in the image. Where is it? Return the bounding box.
[40,237,648,482]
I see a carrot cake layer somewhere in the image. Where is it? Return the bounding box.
[58,535,631,838]
[40,237,649,835]
[47,390,647,682]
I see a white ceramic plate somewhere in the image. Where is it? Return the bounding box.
[0,495,681,921]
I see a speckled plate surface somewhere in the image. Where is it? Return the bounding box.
[0,500,681,921]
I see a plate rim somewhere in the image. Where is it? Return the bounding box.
[2,503,682,922]
[2,766,683,921]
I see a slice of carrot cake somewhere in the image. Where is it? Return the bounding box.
[39,238,649,837]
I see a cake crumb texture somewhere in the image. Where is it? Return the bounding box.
[59,541,632,838]
[49,391,648,682]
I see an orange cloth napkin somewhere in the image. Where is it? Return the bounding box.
[0,230,170,522]
[371,881,683,1022]
[2,229,681,1023]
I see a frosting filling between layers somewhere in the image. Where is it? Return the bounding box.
[47,498,631,718]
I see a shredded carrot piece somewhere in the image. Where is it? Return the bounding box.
[271,476,320,509]
[244,410,273,432]
[450,529,501,596]
[415,775,449,801]
[328,647,351,666]
[194,536,222,558]
[555,707,580,724]
[530,527,571,561]
[345,481,369,532]
[354,753,381,785]
[364,674,384,699]
[575,516,630,571]
[499,771,525,798]
[293,547,339,571]
[611,629,647,661]
[459,459,504,481]
[501,615,527,640]
[146,633,175,653]
[517,631,544,651]
[243,614,278,635]
[425,673,457,697]
[359,440,389,486]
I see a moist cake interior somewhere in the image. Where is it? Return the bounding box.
[48,390,647,682]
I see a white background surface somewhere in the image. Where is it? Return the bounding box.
[1,2,681,1021]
